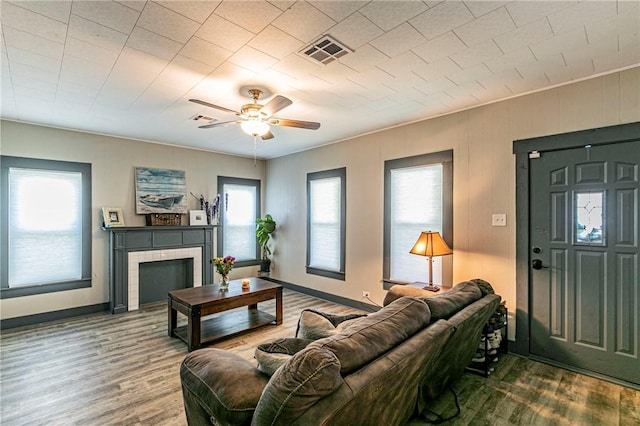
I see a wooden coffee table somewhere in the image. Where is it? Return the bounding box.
[168,277,283,351]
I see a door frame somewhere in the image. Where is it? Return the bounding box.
[513,122,640,362]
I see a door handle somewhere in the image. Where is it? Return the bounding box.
[531,259,549,270]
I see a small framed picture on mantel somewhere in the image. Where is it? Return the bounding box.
[189,210,207,226]
[102,207,125,228]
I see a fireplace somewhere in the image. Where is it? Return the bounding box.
[128,247,202,310]
[104,226,216,314]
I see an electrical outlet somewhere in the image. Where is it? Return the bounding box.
[492,213,507,227]
[362,290,370,299]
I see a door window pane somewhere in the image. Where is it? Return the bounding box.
[575,191,604,244]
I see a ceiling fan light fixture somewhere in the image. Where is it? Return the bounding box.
[241,119,270,137]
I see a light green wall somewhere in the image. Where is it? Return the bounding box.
[0,121,265,320]
[265,67,640,338]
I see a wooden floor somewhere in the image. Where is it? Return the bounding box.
[1,289,638,426]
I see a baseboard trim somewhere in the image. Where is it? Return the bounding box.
[1,279,379,330]
[0,303,110,330]
[262,277,380,313]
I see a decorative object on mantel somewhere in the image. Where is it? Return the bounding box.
[191,193,220,225]
[189,210,207,226]
[135,167,187,214]
[102,207,125,227]
[213,255,235,290]
[256,214,276,272]
[145,213,182,226]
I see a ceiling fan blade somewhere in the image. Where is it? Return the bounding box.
[260,95,292,117]
[269,118,321,130]
[189,99,239,115]
[198,120,238,129]
[261,129,274,140]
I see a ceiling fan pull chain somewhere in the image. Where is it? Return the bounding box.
[253,135,257,166]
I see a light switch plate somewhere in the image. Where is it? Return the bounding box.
[492,214,507,227]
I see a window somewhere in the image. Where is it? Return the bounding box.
[307,167,346,280]
[574,191,604,244]
[217,177,260,266]
[383,150,453,285]
[1,156,92,299]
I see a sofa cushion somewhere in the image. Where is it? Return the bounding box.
[309,296,431,374]
[424,281,482,320]
[180,348,269,426]
[251,346,343,425]
[254,337,313,377]
[295,309,367,340]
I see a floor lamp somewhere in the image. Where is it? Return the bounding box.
[409,231,453,292]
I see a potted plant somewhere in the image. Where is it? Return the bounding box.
[255,214,276,272]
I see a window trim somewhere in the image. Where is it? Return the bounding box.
[1,156,92,299]
[306,167,346,280]
[217,176,261,267]
[383,150,453,284]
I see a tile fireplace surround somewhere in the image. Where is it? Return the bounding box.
[104,225,215,314]
[127,247,202,311]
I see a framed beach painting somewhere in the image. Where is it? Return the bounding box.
[135,167,188,214]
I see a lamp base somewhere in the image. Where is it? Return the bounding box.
[421,284,440,292]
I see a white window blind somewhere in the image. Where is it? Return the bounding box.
[222,183,257,261]
[390,164,443,282]
[309,177,341,271]
[8,168,83,287]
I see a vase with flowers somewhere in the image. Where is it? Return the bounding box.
[213,255,235,290]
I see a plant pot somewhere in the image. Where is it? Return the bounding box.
[259,259,271,273]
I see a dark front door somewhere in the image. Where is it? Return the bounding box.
[529,140,639,386]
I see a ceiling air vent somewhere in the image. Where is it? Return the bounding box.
[300,35,351,65]
[190,114,215,124]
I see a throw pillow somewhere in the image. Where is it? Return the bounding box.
[254,337,314,377]
[252,346,343,424]
[295,309,367,340]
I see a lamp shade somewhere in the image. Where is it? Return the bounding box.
[240,119,270,136]
[409,231,452,257]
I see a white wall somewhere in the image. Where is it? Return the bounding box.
[265,68,640,334]
[0,121,265,320]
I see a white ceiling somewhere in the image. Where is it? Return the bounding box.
[1,1,639,159]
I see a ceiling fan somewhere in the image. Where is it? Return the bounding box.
[190,89,320,140]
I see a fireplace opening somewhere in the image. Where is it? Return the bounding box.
[139,258,194,306]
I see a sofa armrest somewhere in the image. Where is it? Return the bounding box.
[180,348,269,426]
[383,284,437,306]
